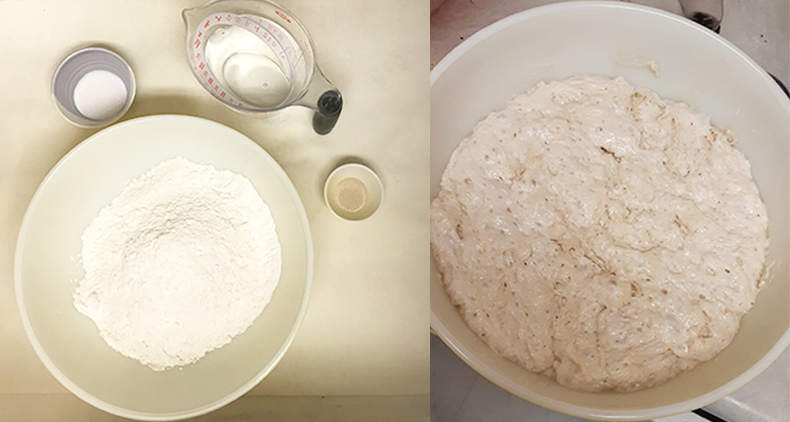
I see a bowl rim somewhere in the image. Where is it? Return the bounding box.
[14,114,314,421]
[430,2,790,420]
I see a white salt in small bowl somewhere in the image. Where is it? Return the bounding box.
[52,47,136,128]
[324,164,383,221]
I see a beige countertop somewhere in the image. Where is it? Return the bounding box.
[0,0,429,419]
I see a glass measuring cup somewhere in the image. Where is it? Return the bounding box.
[183,0,342,134]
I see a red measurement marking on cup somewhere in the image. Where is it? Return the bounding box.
[275,11,291,23]
[188,11,299,110]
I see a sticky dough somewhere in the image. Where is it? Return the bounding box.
[430,77,768,392]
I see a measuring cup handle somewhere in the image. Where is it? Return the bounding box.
[312,90,343,135]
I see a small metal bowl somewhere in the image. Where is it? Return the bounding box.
[52,47,136,128]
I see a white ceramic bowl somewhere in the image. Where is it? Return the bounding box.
[15,115,313,420]
[430,2,790,420]
[323,163,384,221]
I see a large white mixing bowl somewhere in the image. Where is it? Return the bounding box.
[430,2,790,420]
[15,115,313,420]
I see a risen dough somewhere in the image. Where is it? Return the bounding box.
[431,77,768,392]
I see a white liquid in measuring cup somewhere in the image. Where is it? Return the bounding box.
[205,25,291,109]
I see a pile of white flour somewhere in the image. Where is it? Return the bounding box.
[74,157,282,371]
[431,77,769,392]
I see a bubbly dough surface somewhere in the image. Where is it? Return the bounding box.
[430,77,768,392]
